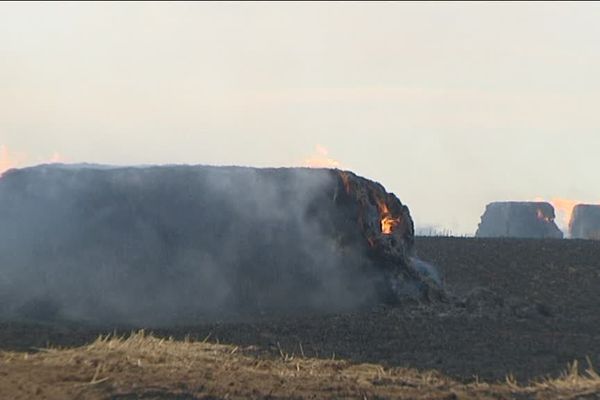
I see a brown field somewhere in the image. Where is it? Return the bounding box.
[2,237,600,399]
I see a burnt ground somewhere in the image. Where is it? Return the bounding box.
[1,237,600,398]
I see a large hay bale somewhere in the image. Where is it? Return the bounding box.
[475,201,563,239]
[569,204,600,240]
[0,164,436,324]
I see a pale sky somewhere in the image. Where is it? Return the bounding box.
[1,1,600,235]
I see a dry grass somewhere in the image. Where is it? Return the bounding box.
[1,331,599,399]
[528,359,600,398]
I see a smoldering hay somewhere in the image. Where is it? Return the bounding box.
[0,164,442,325]
[475,201,563,239]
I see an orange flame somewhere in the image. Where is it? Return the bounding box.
[536,208,551,222]
[381,215,401,235]
[534,196,600,231]
[534,197,580,228]
[376,198,401,235]
[0,145,21,175]
[303,145,341,169]
[550,198,579,227]
[0,145,65,177]
[49,152,65,163]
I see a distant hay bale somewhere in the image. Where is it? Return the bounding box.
[475,201,563,239]
[569,204,600,240]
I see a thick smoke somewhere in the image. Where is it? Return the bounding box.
[0,164,422,326]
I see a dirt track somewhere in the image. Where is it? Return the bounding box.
[1,237,600,398]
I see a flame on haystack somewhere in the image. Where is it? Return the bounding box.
[376,198,401,235]
[336,171,402,244]
[303,145,341,169]
[1,145,65,177]
[534,196,600,233]
[536,208,551,222]
[0,145,21,176]
[549,198,579,227]
[534,197,580,228]
[49,152,65,163]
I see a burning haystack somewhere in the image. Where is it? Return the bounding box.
[569,204,600,240]
[0,164,441,324]
[475,201,563,239]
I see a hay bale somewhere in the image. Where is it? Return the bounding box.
[0,164,433,324]
[475,201,563,239]
[569,204,600,240]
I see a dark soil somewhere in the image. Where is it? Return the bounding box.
[1,237,600,384]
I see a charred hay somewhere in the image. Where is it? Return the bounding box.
[475,201,563,239]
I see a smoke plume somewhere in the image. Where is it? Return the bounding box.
[0,164,435,326]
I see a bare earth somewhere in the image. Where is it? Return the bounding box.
[1,237,600,399]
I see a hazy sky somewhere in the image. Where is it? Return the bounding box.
[1,1,600,234]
